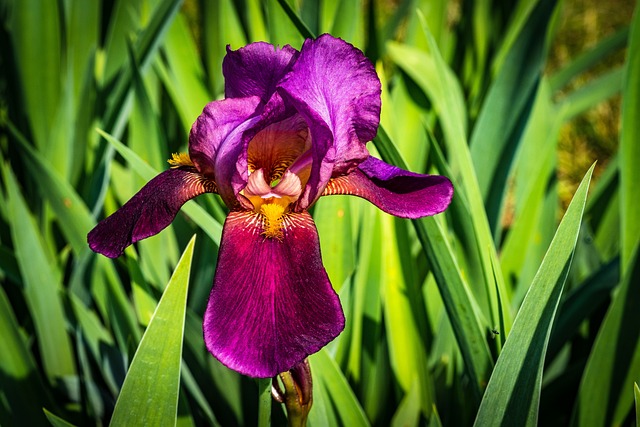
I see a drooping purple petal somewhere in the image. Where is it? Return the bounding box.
[203,210,344,378]
[322,156,454,218]
[87,168,216,258]
[189,96,262,180]
[278,34,381,209]
[223,42,298,103]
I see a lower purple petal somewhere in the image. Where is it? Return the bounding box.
[323,156,454,218]
[203,211,344,378]
[87,168,215,258]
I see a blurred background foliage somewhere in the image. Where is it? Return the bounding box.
[0,0,639,426]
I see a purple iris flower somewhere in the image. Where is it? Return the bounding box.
[88,34,453,378]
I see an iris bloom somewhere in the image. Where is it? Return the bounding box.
[88,34,453,378]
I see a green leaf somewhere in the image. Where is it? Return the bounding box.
[571,242,640,426]
[8,0,61,150]
[110,235,196,426]
[635,383,640,427]
[381,214,434,417]
[275,0,315,41]
[0,287,52,426]
[474,163,594,427]
[201,0,247,95]
[374,127,491,405]
[101,0,145,83]
[310,349,370,427]
[7,120,95,257]
[2,163,76,381]
[549,26,629,92]
[257,378,271,427]
[102,0,183,135]
[558,67,624,121]
[313,195,356,292]
[156,13,212,132]
[44,408,78,427]
[469,0,555,236]
[329,0,363,46]
[390,379,421,427]
[417,14,512,334]
[547,257,619,360]
[620,4,640,273]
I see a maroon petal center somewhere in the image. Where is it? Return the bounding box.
[203,210,344,378]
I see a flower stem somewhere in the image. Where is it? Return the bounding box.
[272,359,313,427]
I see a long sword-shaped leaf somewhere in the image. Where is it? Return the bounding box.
[549,26,629,92]
[90,0,182,213]
[474,164,594,427]
[373,127,490,406]
[8,120,94,256]
[110,236,195,426]
[570,241,640,426]
[419,14,512,333]
[2,164,76,381]
[635,383,640,427]
[0,287,52,426]
[8,0,61,150]
[620,4,640,273]
[310,349,370,427]
[469,0,555,238]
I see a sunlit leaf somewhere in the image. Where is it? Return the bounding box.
[110,236,196,426]
[474,164,594,426]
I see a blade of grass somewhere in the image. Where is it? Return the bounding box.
[2,163,76,381]
[381,214,434,417]
[474,164,594,426]
[310,349,370,427]
[102,0,182,135]
[102,0,144,83]
[110,235,196,426]
[257,378,271,427]
[549,26,629,92]
[0,287,52,426]
[246,0,268,42]
[44,408,78,427]
[9,0,61,150]
[390,379,421,427]
[546,257,620,360]
[374,127,490,406]
[201,0,247,95]
[313,196,356,292]
[419,14,513,332]
[69,293,121,397]
[469,0,555,237]
[558,67,624,121]
[275,0,314,40]
[156,12,212,132]
[571,242,640,426]
[90,0,182,213]
[620,4,640,274]
[7,120,94,257]
[635,383,640,426]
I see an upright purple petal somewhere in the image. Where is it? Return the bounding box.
[212,94,295,209]
[278,34,382,209]
[87,168,216,258]
[223,43,298,102]
[203,211,344,378]
[189,96,262,180]
[323,156,454,218]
